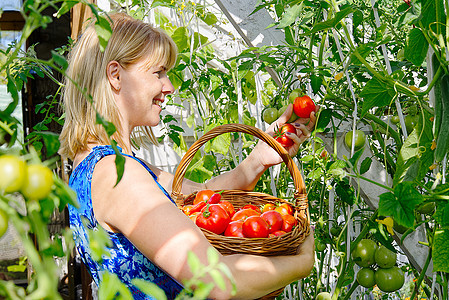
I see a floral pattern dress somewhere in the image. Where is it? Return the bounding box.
[68,145,184,299]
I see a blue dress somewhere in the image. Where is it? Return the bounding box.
[68,145,184,299]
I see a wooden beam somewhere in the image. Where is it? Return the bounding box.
[0,11,25,31]
[71,1,96,41]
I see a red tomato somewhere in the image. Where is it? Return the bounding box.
[275,203,294,216]
[196,204,231,234]
[193,189,214,205]
[293,95,316,118]
[275,124,295,148]
[241,204,262,214]
[281,214,297,232]
[261,210,284,233]
[242,216,269,238]
[262,203,276,213]
[224,220,245,237]
[231,208,260,222]
[269,230,287,238]
[219,200,235,218]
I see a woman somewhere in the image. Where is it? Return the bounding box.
[59,12,317,299]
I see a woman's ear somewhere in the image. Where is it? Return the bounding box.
[107,61,121,91]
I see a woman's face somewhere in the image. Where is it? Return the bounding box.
[114,58,174,131]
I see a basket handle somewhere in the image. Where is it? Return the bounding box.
[171,123,307,207]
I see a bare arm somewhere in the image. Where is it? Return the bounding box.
[91,156,315,299]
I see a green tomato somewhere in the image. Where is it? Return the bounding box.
[0,154,27,193]
[351,239,378,267]
[375,245,397,269]
[416,202,436,215]
[316,241,327,252]
[0,209,9,238]
[21,164,54,200]
[344,130,366,151]
[390,115,400,125]
[262,107,279,124]
[374,266,405,293]
[356,267,376,288]
[404,115,418,134]
[330,225,341,237]
[278,105,299,123]
[316,292,331,300]
[288,88,302,103]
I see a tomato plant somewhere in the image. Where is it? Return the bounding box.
[0,154,27,193]
[231,208,259,222]
[262,107,278,124]
[344,130,366,151]
[374,245,397,269]
[196,204,231,234]
[275,124,295,148]
[0,209,9,238]
[374,266,405,292]
[21,164,54,200]
[242,215,269,238]
[351,239,378,268]
[193,189,215,205]
[224,220,245,237]
[356,267,375,288]
[260,210,283,233]
[293,95,316,118]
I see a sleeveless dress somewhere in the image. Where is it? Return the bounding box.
[68,145,184,299]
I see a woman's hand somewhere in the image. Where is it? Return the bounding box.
[253,103,319,169]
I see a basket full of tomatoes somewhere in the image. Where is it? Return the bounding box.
[171,124,310,257]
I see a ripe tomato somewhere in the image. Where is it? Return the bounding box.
[196,204,230,235]
[242,216,269,238]
[193,189,215,205]
[241,204,261,214]
[0,209,9,238]
[0,154,27,193]
[269,230,286,237]
[219,200,235,218]
[275,203,294,216]
[275,124,295,148]
[356,267,375,288]
[293,95,316,118]
[224,220,245,237]
[260,210,283,233]
[21,164,54,200]
[262,203,276,213]
[281,214,297,232]
[262,107,278,124]
[374,245,397,269]
[344,130,366,151]
[374,266,405,292]
[231,208,259,222]
[351,239,378,267]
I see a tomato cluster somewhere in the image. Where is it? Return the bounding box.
[0,154,54,200]
[352,239,405,293]
[182,190,297,238]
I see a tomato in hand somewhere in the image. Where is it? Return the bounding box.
[196,204,231,235]
[281,214,297,232]
[275,203,294,216]
[351,239,378,267]
[193,189,215,205]
[261,210,283,233]
[241,204,261,214]
[231,208,260,222]
[293,95,316,118]
[275,124,296,148]
[219,200,235,218]
[242,215,269,238]
[224,220,245,237]
[374,266,405,292]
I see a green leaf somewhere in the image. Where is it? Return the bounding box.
[310,74,322,94]
[335,179,355,206]
[201,12,218,26]
[207,247,219,266]
[96,112,117,136]
[111,141,125,186]
[210,269,226,291]
[5,73,19,115]
[187,251,202,275]
[378,181,424,228]
[171,27,189,53]
[433,228,449,273]
[132,279,167,300]
[94,15,113,52]
[277,4,301,29]
[192,281,215,299]
[51,50,68,71]
[360,157,372,174]
[305,7,353,35]
[360,77,396,117]
[37,131,60,157]
[55,0,79,18]
[99,272,133,299]
[405,28,429,66]
[315,109,332,133]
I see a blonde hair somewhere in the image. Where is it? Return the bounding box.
[59,12,177,160]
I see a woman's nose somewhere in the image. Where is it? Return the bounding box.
[162,78,175,95]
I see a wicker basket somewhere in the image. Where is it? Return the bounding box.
[171,124,310,298]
